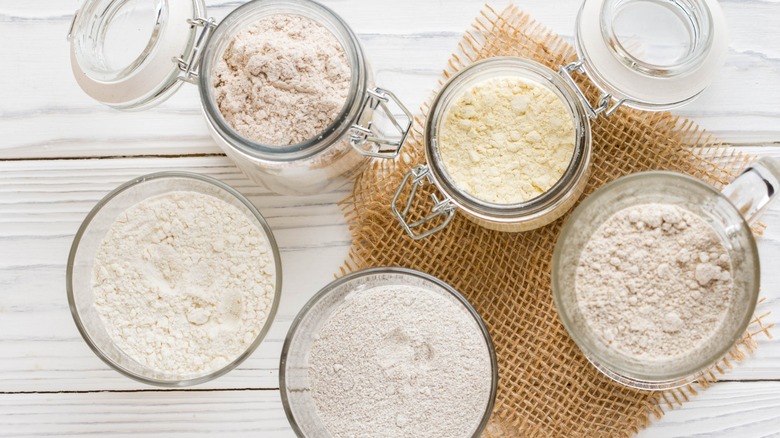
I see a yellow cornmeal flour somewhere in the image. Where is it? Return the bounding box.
[439,76,576,204]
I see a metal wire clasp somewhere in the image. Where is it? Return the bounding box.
[559,61,625,119]
[350,88,413,159]
[174,17,217,84]
[392,165,456,240]
[67,10,79,41]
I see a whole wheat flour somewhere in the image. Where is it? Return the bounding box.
[439,76,575,204]
[212,14,351,146]
[308,284,493,438]
[92,191,276,376]
[576,203,733,359]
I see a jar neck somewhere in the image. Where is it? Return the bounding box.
[597,0,714,78]
[198,0,369,163]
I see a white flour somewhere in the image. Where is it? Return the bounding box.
[439,76,576,204]
[576,203,733,359]
[308,284,492,438]
[212,14,351,146]
[92,191,276,376]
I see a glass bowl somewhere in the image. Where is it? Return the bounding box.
[280,267,498,437]
[552,172,759,389]
[66,172,282,387]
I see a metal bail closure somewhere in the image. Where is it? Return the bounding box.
[392,165,456,240]
[175,17,216,84]
[559,61,625,119]
[350,88,413,159]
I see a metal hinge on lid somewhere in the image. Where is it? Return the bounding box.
[174,17,216,84]
[67,9,79,41]
[349,88,413,159]
[391,165,456,240]
[560,61,625,119]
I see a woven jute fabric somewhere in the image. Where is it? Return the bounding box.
[339,4,773,437]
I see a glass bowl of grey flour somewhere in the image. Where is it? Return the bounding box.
[67,172,282,386]
[280,267,497,437]
[552,158,780,389]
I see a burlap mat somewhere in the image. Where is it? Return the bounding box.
[339,4,774,437]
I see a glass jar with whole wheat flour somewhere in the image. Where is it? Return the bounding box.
[67,0,412,195]
[393,0,728,239]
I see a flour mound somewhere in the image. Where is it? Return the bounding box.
[576,203,733,360]
[212,14,352,146]
[308,285,493,438]
[92,191,276,376]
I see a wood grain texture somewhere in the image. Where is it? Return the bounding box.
[0,390,294,437]
[2,0,780,436]
[637,382,780,438]
[1,382,779,438]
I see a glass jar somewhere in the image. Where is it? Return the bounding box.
[552,158,780,389]
[393,0,727,240]
[68,0,412,196]
[393,58,592,239]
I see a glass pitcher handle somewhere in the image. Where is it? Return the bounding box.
[722,158,780,225]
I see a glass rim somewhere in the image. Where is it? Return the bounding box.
[279,266,498,437]
[424,57,592,224]
[599,0,715,79]
[198,0,368,162]
[69,0,208,110]
[551,170,761,385]
[66,171,283,387]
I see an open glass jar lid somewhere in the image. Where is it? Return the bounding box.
[573,0,728,113]
[392,0,728,240]
[67,0,412,196]
[68,0,207,110]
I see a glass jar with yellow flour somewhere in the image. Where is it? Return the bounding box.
[393,0,728,239]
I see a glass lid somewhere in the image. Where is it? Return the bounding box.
[574,0,728,111]
[68,0,207,110]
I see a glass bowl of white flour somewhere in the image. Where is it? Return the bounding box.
[280,267,497,438]
[67,172,282,386]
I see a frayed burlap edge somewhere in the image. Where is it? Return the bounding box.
[338,4,774,437]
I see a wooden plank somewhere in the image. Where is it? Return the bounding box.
[0,0,779,160]
[637,382,780,438]
[0,390,294,437]
[0,382,778,437]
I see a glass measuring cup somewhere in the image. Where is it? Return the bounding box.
[552,158,780,389]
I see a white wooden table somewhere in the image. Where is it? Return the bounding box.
[2,0,779,436]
